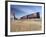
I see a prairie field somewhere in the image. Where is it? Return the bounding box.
[10,19,42,32]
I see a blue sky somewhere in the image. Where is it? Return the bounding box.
[10,5,42,19]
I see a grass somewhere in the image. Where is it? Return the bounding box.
[10,19,42,32]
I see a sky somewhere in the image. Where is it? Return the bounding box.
[10,5,42,19]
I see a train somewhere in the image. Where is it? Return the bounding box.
[20,12,40,19]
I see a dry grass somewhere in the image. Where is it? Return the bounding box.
[10,19,42,32]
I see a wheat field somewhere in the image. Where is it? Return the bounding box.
[10,19,42,32]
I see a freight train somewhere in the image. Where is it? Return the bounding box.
[20,12,40,19]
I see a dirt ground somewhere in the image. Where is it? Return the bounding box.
[10,19,42,32]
